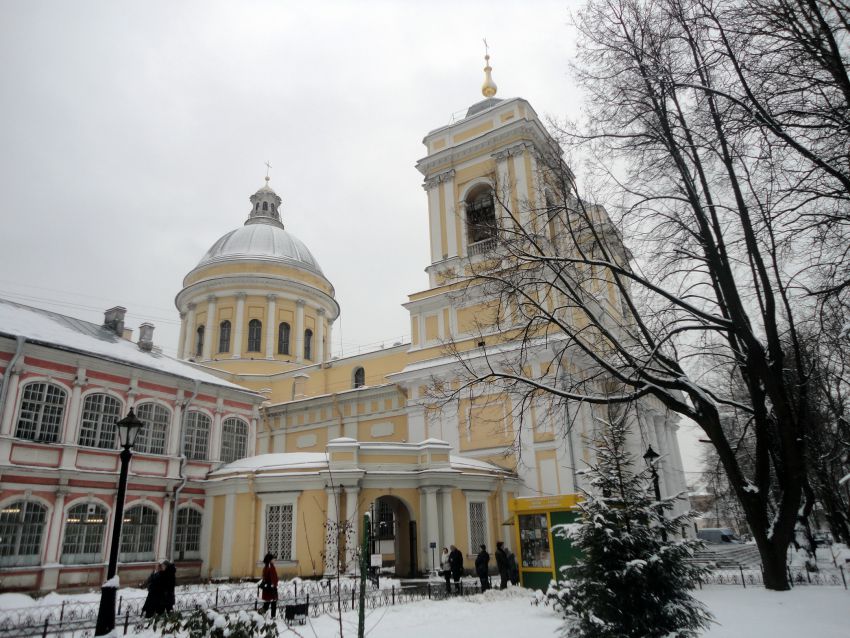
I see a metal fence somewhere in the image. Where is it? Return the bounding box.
[0,578,483,637]
[696,565,848,589]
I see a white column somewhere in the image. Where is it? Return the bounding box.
[442,172,458,258]
[653,416,673,498]
[423,487,440,574]
[344,486,359,573]
[295,299,305,363]
[232,294,246,358]
[220,494,235,577]
[324,486,340,575]
[265,294,277,359]
[325,321,333,360]
[316,309,326,363]
[440,488,454,551]
[199,497,215,578]
[60,369,86,470]
[169,393,184,457]
[45,489,67,563]
[177,312,187,359]
[512,150,530,229]
[202,295,216,360]
[182,303,196,359]
[425,178,442,263]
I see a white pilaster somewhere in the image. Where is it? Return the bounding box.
[157,498,171,561]
[317,308,326,363]
[295,299,305,363]
[177,312,187,359]
[425,180,442,263]
[232,294,246,359]
[512,151,530,229]
[442,173,458,258]
[324,486,340,575]
[0,362,22,436]
[265,294,277,359]
[169,393,184,457]
[202,295,216,360]
[182,303,196,359]
[423,487,440,574]
[440,487,454,551]
[61,368,86,469]
[344,486,359,573]
[220,493,235,577]
[210,398,223,463]
[45,489,67,564]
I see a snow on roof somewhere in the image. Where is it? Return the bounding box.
[210,452,329,474]
[450,455,504,471]
[0,298,252,393]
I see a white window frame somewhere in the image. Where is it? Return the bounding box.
[465,492,490,555]
[15,381,68,444]
[183,411,211,461]
[133,402,171,455]
[0,498,48,566]
[78,392,123,449]
[174,505,203,560]
[61,501,108,565]
[220,417,249,464]
[257,492,299,564]
[118,504,158,563]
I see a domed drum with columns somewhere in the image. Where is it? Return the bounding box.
[175,178,339,372]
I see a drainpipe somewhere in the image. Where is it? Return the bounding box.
[0,336,26,421]
[168,379,201,561]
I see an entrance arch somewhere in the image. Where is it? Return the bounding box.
[372,495,417,577]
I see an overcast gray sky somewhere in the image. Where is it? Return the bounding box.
[0,0,705,477]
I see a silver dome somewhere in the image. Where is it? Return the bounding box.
[194,223,324,275]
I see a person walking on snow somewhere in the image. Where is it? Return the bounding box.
[260,552,279,618]
[448,545,464,594]
[440,547,451,591]
[475,544,490,592]
[495,541,510,590]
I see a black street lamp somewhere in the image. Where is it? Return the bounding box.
[95,408,145,636]
[643,445,667,542]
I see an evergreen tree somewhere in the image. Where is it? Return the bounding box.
[548,414,712,637]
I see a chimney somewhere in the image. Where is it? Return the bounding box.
[138,323,155,352]
[103,306,127,336]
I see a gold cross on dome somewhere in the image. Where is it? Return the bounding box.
[265,161,272,179]
[483,38,489,57]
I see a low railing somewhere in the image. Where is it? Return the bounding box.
[0,579,484,637]
[468,237,498,256]
[696,566,848,589]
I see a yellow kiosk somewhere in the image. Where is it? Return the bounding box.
[510,495,583,591]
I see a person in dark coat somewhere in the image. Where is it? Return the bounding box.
[448,545,464,594]
[475,544,490,592]
[141,562,166,618]
[440,547,451,591]
[162,561,177,612]
[495,541,510,590]
[260,552,279,618]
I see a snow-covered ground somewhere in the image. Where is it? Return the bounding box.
[2,581,846,636]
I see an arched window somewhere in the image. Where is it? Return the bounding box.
[278,322,291,355]
[0,500,47,566]
[78,393,122,449]
[255,202,259,211]
[466,185,497,245]
[183,411,210,460]
[304,329,313,360]
[220,417,248,464]
[353,367,365,388]
[218,320,231,353]
[195,325,205,357]
[133,403,170,455]
[175,507,203,560]
[262,201,268,211]
[247,319,262,352]
[15,382,67,443]
[62,502,107,564]
[119,505,158,562]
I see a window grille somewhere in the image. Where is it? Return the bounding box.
[175,507,202,560]
[265,504,293,560]
[62,502,106,564]
[119,505,158,562]
[247,319,262,352]
[220,418,248,464]
[15,382,66,443]
[469,501,487,550]
[133,403,170,455]
[304,329,313,360]
[0,501,46,566]
[353,367,365,388]
[278,322,291,355]
[195,325,205,357]
[183,411,210,460]
[78,393,122,449]
[219,320,231,353]
[376,500,395,540]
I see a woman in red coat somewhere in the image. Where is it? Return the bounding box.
[260,552,279,617]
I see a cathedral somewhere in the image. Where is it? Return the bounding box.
[0,61,688,592]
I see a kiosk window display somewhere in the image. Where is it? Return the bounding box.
[518,513,551,568]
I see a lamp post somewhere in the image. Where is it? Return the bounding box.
[95,408,145,636]
[643,445,667,542]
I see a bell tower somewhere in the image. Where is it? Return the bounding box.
[406,53,563,351]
